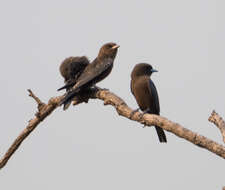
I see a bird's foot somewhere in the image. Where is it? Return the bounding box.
[129,108,140,119]
[139,108,151,120]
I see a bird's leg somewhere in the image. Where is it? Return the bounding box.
[139,108,151,127]
[142,108,151,115]
[129,108,140,119]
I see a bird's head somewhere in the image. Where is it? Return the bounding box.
[98,42,120,60]
[131,63,158,78]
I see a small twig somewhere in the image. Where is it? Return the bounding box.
[28,89,45,112]
[208,110,225,143]
[28,89,44,106]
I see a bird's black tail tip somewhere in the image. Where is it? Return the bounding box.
[155,126,167,143]
[59,90,77,110]
[159,137,167,143]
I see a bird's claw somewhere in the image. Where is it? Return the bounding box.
[139,108,150,120]
[138,113,145,120]
[129,108,140,119]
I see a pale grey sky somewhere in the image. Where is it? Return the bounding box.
[1,0,225,189]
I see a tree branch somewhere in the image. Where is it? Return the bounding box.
[0,90,63,169]
[209,110,225,143]
[0,88,225,169]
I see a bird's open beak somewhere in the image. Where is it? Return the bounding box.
[151,69,158,73]
[112,44,120,49]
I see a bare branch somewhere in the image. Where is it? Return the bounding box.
[209,110,225,143]
[92,89,225,159]
[0,88,225,169]
[28,89,45,111]
[0,90,63,169]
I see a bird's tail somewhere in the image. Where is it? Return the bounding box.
[155,126,167,143]
[60,90,78,110]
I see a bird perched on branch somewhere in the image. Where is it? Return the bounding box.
[58,56,90,91]
[130,63,167,143]
[59,42,120,110]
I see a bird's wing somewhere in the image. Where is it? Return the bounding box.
[148,79,160,114]
[57,68,85,91]
[72,58,113,91]
[69,62,88,77]
[130,79,134,95]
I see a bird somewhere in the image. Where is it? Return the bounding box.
[130,63,167,143]
[58,56,90,91]
[59,42,120,109]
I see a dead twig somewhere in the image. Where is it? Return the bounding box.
[209,110,225,143]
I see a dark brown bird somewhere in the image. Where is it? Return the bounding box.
[58,56,90,91]
[60,42,120,109]
[130,63,167,143]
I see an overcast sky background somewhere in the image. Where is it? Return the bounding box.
[1,0,225,189]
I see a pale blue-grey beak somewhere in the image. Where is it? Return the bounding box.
[151,69,158,73]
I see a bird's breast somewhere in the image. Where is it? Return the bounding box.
[132,76,153,111]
